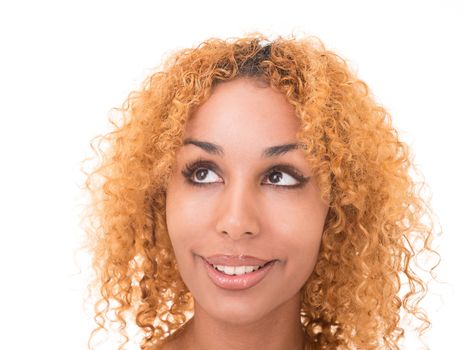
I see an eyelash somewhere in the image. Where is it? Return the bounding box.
[181,157,310,190]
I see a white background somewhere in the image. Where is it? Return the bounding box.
[0,1,461,349]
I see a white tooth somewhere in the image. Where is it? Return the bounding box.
[215,265,227,272]
[213,264,263,275]
[244,266,255,273]
[224,266,235,275]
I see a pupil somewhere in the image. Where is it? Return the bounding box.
[196,169,207,180]
[270,172,282,183]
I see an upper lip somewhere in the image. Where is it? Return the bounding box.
[203,254,275,267]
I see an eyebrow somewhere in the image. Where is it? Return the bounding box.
[182,137,307,158]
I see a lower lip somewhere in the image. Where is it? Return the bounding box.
[202,257,276,291]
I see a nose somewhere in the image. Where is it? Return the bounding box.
[215,179,260,240]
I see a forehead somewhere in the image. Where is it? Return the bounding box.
[183,78,301,147]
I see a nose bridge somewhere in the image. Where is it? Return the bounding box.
[215,175,260,240]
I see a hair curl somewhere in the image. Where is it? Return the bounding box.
[80,32,440,350]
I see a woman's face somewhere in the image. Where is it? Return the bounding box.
[166,77,329,325]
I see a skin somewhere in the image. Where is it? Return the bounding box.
[165,77,329,350]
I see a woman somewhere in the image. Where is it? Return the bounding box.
[82,33,439,349]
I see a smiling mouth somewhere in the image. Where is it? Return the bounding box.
[201,257,278,290]
[202,254,276,267]
[207,259,275,276]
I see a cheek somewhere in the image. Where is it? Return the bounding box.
[165,188,210,263]
[286,225,323,263]
[165,187,188,258]
[269,195,327,241]
[278,232,323,294]
[270,198,326,278]
[296,222,325,271]
[295,233,323,270]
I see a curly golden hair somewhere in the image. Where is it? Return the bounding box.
[80,32,440,350]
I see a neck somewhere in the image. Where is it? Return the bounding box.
[173,292,307,350]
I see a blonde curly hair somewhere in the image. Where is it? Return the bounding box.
[80,32,440,349]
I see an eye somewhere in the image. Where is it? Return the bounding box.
[181,159,223,187]
[184,166,223,186]
[263,169,300,187]
[181,159,310,189]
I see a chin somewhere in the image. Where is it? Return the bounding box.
[197,293,277,326]
[212,305,266,326]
